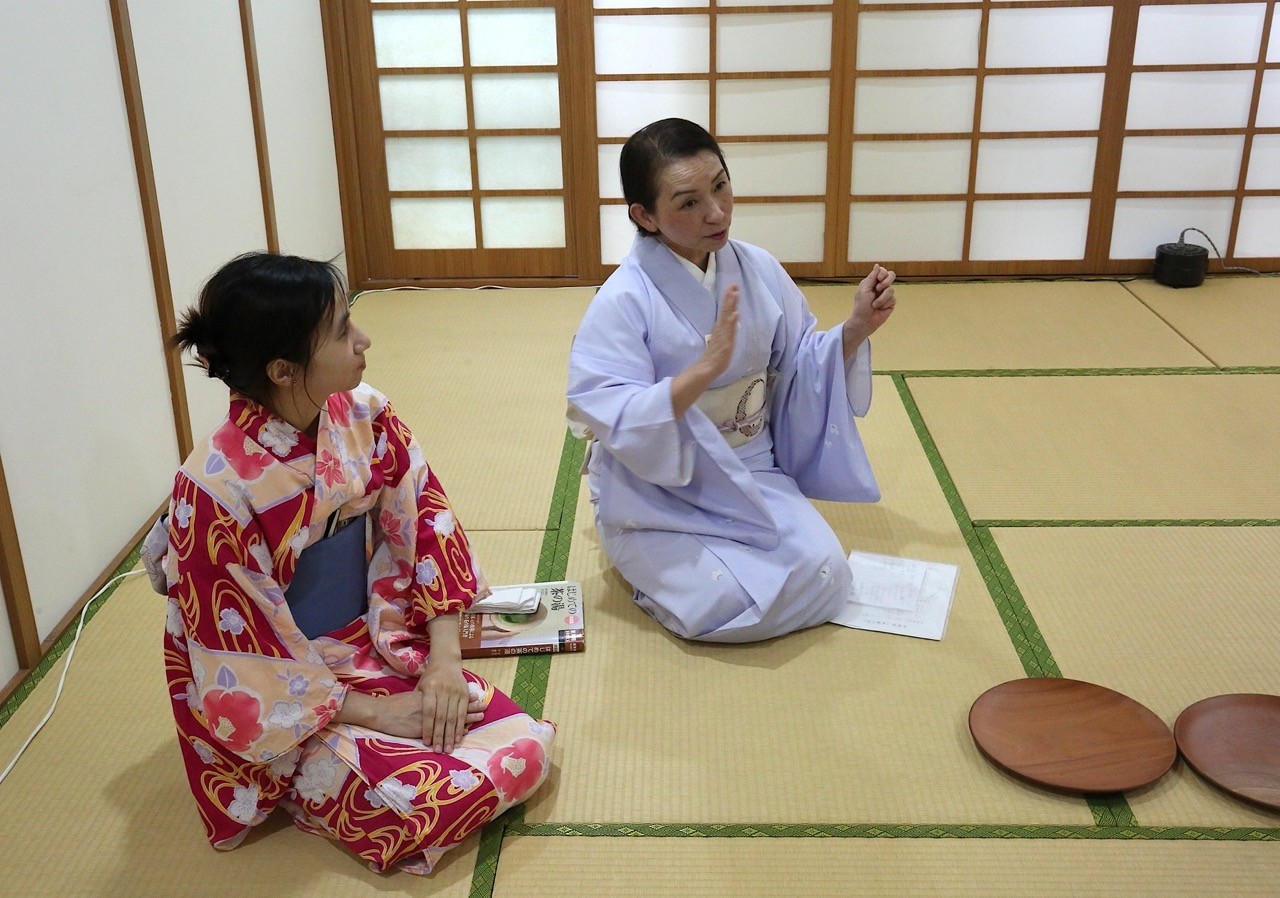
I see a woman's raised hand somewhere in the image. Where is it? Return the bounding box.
[671,284,739,418]
[842,264,896,359]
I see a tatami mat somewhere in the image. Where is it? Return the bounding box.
[1124,275,1280,367]
[354,287,595,529]
[908,374,1280,521]
[990,526,1280,828]
[799,280,1212,371]
[493,837,1280,897]
[488,839,1280,895]
[526,376,1093,826]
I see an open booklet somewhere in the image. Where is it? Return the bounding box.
[459,581,585,659]
[832,551,959,641]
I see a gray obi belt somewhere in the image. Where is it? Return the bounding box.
[286,512,369,639]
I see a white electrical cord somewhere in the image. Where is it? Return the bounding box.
[0,569,144,786]
[1179,227,1262,275]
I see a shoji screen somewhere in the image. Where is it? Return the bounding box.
[593,1,839,276]
[1109,2,1280,264]
[344,0,576,280]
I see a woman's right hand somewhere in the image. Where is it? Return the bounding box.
[335,689,489,744]
[671,284,739,418]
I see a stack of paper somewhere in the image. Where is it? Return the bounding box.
[832,551,959,641]
[469,585,541,615]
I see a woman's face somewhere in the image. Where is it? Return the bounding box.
[630,149,733,268]
[303,298,371,401]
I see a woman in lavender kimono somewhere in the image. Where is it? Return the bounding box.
[566,118,896,643]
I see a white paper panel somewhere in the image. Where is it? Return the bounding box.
[595,0,706,7]
[851,140,970,195]
[385,137,472,190]
[970,199,1090,260]
[251,0,347,264]
[601,204,638,264]
[854,77,976,134]
[849,201,967,261]
[476,136,563,190]
[717,13,831,73]
[596,80,710,137]
[1245,134,1280,189]
[599,144,624,198]
[986,7,1112,68]
[721,143,826,196]
[372,10,462,68]
[1235,196,1280,257]
[0,581,15,689]
[1256,71,1280,126]
[1272,10,1280,62]
[480,196,565,248]
[1126,71,1256,130]
[1117,135,1245,192]
[391,198,477,249]
[716,79,829,136]
[468,8,557,66]
[1109,197,1235,259]
[379,75,468,131]
[472,74,560,129]
[4,0,181,639]
[720,0,831,5]
[975,138,1098,194]
[595,15,709,74]
[857,11,981,71]
[730,203,825,262]
[981,74,1105,132]
[1134,3,1266,65]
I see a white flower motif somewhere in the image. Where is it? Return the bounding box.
[374,431,388,460]
[227,784,260,824]
[364,787,386,809]
[289,526,311,556]
[193,740,216,764]
[173,499,195,529]
[249,542,272,575]
[375,776,417,815]
[185,682,201,711]
[449,769,480,791]
[267,700,304,729]
[218,608,247,636]
[527,720,555,739]
[268,748,301,779]
[415,558,439,587]
[432,510,455,538]
[165,599,184,637]
[294,754,339,803]
[191,656,207,687]
[710,570,724,581]
[260,419,300,457]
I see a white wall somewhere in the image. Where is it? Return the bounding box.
[0,1,179,640]
[129,0,270,443]
[252,0,347,271]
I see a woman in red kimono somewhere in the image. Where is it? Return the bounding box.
[146,252,554,874]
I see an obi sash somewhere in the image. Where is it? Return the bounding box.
[286,513,369,639]
[694,370,773,448]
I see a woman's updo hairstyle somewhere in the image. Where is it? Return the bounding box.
[620,118,729,235]
[173,252,345,403]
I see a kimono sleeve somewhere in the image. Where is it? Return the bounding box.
[566,284,695,487]
[764,257,880,503]
[369,400,482,633]
[168,473,348,765]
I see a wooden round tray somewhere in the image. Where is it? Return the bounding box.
[1175,693,1280,812]
[969,678,1177,794]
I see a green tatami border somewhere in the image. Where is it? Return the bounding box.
[506,822,1280,842]
[470,428,585,898]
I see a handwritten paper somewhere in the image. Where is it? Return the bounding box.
[832,551,959,641]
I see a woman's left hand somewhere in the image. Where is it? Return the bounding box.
[843,264,897,357]
[416,657,470,753]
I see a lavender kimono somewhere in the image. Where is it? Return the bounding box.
[567,237,880,642]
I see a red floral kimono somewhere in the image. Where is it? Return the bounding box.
[157,385,555,874]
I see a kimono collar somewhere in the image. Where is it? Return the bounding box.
[228,393,317,464]
[632,235,744,336]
